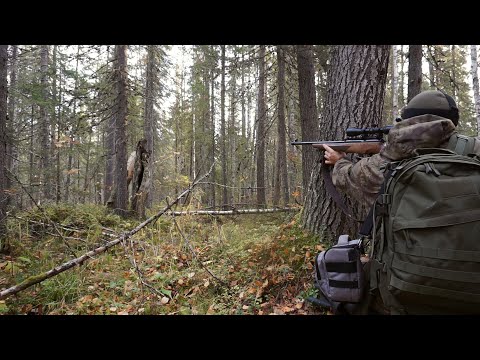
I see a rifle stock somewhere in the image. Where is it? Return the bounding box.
[291,139,384,154]
[312,141,383,154]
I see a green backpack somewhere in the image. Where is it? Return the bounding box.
[367,134,480,314]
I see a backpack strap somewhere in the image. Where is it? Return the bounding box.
[447,133,475,155]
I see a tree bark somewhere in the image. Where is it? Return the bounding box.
[0,45,8,249]
[256,45,267,207]
[407,45,423,102]
[302,45,390,239]
[296,45,319,201]
[114,45,128,217]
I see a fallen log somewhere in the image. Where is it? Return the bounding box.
[167,207,299,216]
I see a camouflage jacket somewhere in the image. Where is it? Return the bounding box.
[332,114,480,207]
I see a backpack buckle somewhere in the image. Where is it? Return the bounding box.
[378,194,391,205]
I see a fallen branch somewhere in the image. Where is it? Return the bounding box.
[167,207,299,216]
[0,163,215,301]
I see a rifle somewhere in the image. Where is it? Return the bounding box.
[291,125,393,154]
[292,125,394,221]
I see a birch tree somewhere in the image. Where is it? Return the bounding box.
[470,45,480,135]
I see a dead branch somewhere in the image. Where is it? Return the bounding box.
[0,162,216,301]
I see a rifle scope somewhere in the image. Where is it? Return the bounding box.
[346,125,393,137]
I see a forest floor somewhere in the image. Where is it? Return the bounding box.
[0,204,330,315]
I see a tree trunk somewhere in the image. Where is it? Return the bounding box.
[29,105,35,206]
[56,104,61,204]
[256,45,267,207]
[451,45,457,98]
[407,45,422,102]
[220,45,228,209]
[81,131,92,203]
[50,45,61,204]
[229,62,237,205]
[143,45,155,208]
[0,45,8,249]
[210,66,216,209]
[392,45,399,119]
[273,46,289,207]
[114,45,128,217]
[39,45,51,201]
[399,45,405,107]
[7,45,18,208]
[302,45,390,239]
[296,45,319,201]
[66,46,80,203]
[131,139,149,218]
[471,45,480,136]
[428,45,436,88]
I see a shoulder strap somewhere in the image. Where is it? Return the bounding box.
[359,169,393,237]
[447,133,475,155]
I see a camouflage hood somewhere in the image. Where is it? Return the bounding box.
[380,114,457,161]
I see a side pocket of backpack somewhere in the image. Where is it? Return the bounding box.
[315,237,366,303]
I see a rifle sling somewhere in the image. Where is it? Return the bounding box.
[322,161,362,222]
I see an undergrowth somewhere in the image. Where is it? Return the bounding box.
[0,204,328,315]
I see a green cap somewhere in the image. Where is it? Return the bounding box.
[401,90,459,126]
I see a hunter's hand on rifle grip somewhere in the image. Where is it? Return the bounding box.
[322,144,346,165]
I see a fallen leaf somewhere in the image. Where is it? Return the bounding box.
[295,303,303,309]
[161,296,170,304]
[273,307,285,315]
[117,311,129,315]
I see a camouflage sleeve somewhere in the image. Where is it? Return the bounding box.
[331,154,388,207]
